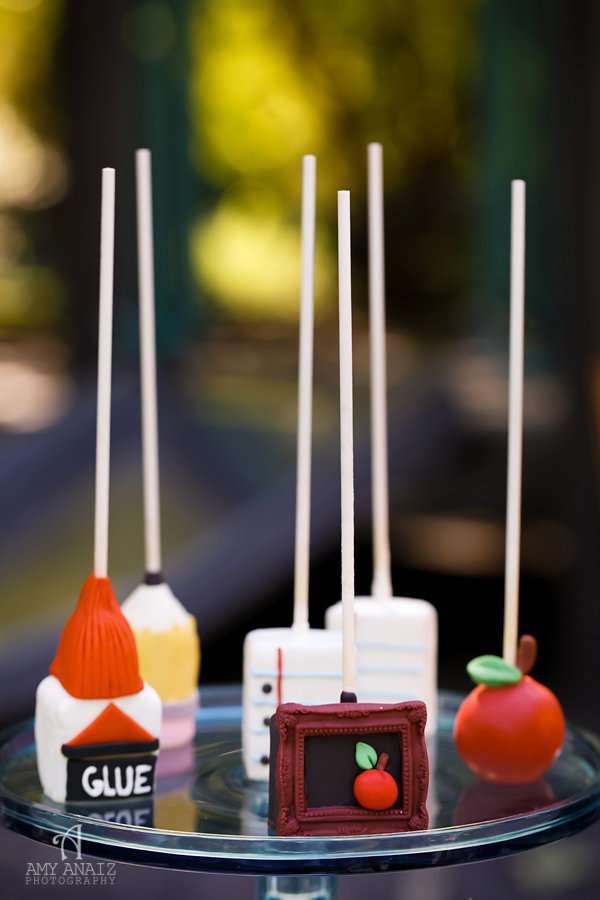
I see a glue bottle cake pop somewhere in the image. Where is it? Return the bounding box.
[35,169,162,804]
[454,181,565,784]
[326,144,437,732]
[36,575,162,804]
[122,150,200,749]
[269,191,429,836]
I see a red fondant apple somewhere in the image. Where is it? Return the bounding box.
[353,741,398,810]
[454,636,565,785]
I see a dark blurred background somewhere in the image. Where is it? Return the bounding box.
[1,0,600,811]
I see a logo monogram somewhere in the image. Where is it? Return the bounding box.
[52,823,82,861]
[26,824,117,886]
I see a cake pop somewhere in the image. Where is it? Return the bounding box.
[242,155,342,782]
[455,636,564,784]
[35,169,162,804]
[122,150,200,749]
[269,191,429,837]
[454,181,565,784]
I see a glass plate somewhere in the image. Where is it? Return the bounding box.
[1,688,599,874]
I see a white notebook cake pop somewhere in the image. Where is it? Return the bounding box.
[242,155,342,781]
[326,144,437,733]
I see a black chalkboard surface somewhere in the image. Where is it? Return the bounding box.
[303,732,404,809]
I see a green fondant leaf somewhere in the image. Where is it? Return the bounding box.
[355,741,377,770]
[467,655,522,687]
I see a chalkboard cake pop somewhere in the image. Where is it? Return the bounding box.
[269,191,429,837]
[35,170,161,804]
[122,150,200,749]
[455,636,564,784]
[454,181,565,784]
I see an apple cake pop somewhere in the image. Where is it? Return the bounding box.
[456,636,564,784]
[122,150,200,749]
[454,181,565,784]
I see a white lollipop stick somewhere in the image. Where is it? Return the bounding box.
[94,168,116,579]
[292,155,316,631]
[135,149,162,577]
[367,143,392,601]
[338,190,356,696]
[503,180,526,666]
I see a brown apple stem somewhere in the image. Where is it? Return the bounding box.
[375,752,389,771]
[517,634,538,675]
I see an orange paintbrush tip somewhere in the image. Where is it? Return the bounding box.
[50,574,143,699]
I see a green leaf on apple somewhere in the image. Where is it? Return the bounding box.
[355,741,377,770]
[467,654,522,687]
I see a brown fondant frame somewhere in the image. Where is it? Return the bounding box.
[271,701,429,836]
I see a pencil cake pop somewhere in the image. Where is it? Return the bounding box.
[122,150,200,749]
[35,169,162,804]
[269,191,429,837]
[454,181,565,784]
[242,155,342,781]
[326,144,437,732]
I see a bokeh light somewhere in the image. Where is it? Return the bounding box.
[189,0,476,321]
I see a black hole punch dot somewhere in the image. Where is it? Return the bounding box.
[263,717,271,727]
[262,683,272,694]
[260,755,269,766]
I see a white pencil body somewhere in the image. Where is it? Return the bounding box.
[93,168,116,579]
[503,180,526,665]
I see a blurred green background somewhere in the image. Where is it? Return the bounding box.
[0,0,479,341]
[0,0,596,738]
[0,0,477,629]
